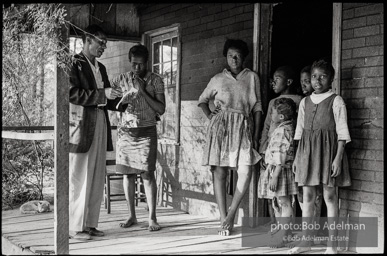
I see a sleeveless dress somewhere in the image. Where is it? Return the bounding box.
[294,94,351,187]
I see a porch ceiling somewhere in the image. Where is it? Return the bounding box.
[67,3,141,41]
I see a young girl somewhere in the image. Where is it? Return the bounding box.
[260,97,298,248]
[198,39,263,236]
[297,64,321,214]
[289,59,351,254]
[258,66,302,228]
[300,65,313,96]
[289,65,324,248]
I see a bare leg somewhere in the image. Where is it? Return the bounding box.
[297,186,304,212]
[220,165,252,236]
[269,196,293,248]
[314,187,323,240]
[323,185,338,254]
[120,174,138,228]
[212,167,228,235]
[142,171,160,231]
[288,186,316,254]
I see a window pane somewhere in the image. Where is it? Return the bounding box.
[150,29,179,143]
[162,62,171,85]
[153,42,161,64]
[162,39,171,62]
[171,61,177,85]
[153,64,160,75]
[172,37,177,61]
[157,87,176,140]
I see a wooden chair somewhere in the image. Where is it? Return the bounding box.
[104,159,146,214]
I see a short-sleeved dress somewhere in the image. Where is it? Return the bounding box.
[198,68,263,168]
[258,120,298,199]
[294,94,351,187]
[110,71,165,174]
[258,94,302,155]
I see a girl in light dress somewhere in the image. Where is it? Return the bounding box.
[289,59,351,254]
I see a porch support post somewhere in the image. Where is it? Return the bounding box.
[54,7,70,254]
[248,3,261,228]
[253,3,260,73]
[332,3,342,94]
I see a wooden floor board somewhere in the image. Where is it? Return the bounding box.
[2,201,348,255]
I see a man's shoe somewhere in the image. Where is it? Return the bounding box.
[70,231,91,240]
[86,227,104,237]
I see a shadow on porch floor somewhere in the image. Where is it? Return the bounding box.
[2,201,354,255]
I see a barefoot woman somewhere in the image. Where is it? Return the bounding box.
[110,44,165,231]
[198,39,263,236]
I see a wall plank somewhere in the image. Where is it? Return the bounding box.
[116,4,140,37]
[68,4,89,36]
[90,4,116,36]
[2,131,54,140]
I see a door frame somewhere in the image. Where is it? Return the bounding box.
[252,2,343,223]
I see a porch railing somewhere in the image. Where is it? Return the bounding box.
[2,125,118,254]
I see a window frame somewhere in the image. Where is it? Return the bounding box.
[142,24,181,145]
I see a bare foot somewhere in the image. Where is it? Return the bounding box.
[218,229,231,236]
[268,230,288,248]
[287,245,312,254]
[148,219,161,231]
[267,224,281,236]
[324,248,337,254]
[286,234,301,248]
[119,217,138,228]
[218,216,234,236]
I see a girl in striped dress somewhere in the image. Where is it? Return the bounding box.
[110,44,165,232]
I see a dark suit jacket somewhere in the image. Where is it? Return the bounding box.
[69,52,124,153]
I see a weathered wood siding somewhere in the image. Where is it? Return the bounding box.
[68,4,140,40]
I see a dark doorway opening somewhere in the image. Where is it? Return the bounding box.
[269,2,333,99]
[269,2,333,218]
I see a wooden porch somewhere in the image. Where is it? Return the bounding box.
[2,201,345,255]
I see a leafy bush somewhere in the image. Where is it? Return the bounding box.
[2,139,54,209]
[2,4,70,209]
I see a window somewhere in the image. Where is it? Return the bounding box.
[144,25,181,144]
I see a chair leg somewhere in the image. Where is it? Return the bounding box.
[104,182,107,209]
[141,176,147,204]
[135,174,140,207]
[106,175,111,214]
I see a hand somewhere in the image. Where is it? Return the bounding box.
[207,105,221,120]
[105,87,122,100]
[269,175,279,192]
[253,140,259,151]
[259,156,267,170]
[331,156,342,177]
[291,195,296,208]
[133,76,146,92]
[292,163,296,174]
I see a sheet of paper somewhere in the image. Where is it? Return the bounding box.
[116,86,138,109]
